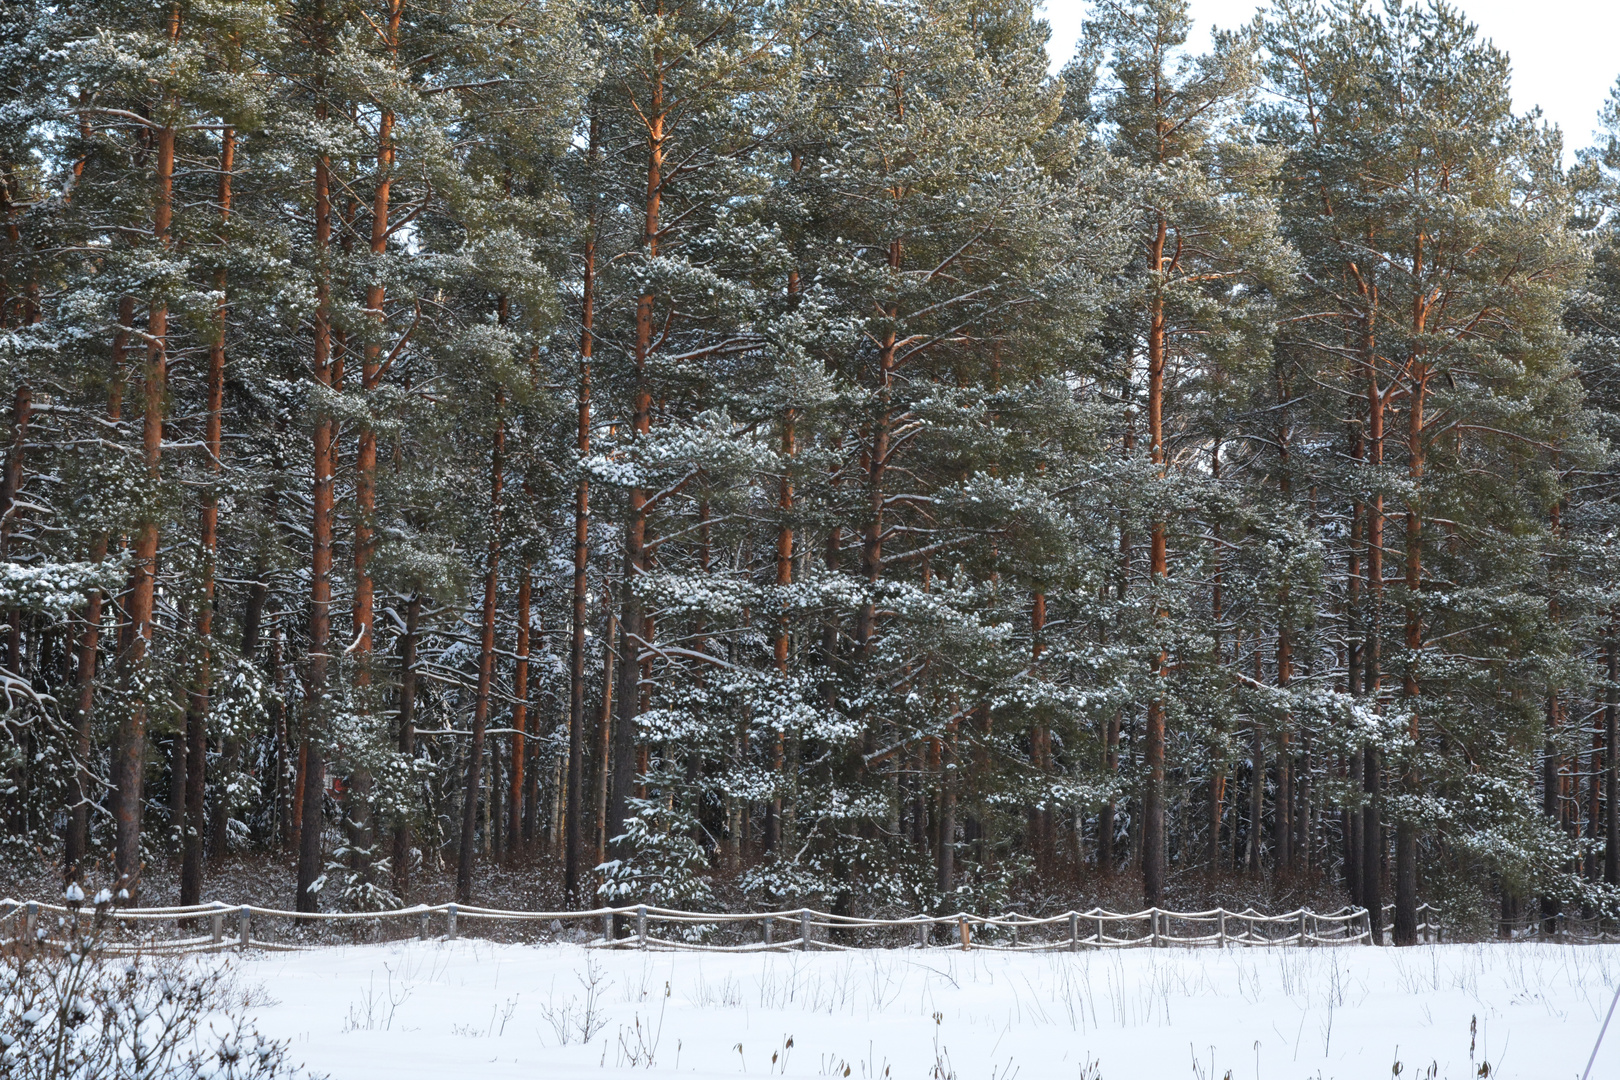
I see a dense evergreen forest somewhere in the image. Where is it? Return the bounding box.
[3,0,1620,946]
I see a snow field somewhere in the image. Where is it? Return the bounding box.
[231,940,1620,1080]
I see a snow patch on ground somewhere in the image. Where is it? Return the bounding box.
[233,941,1620,1079]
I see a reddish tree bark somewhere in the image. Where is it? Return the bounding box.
[297,98,337,913]
[113,47,179,898]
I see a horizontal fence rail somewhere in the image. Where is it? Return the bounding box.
[0,898,1396,955]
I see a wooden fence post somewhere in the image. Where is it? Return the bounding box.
[918,920,929,949]
[637,905,647,949]
[959,917,970,952]
[1217,909,1227,947]
[1069,912,1079,952]
[800,910,810,951]
[238,906,251,950]
[1298,911,1308,946]
[764,915,774,946]
[447,903,458,940]
[1095,915,1105,946]
[25,901,37,944]
[602,911,613,944]
[418,910,429,941]
[1150,909,1160,947]
[211,911,223,946]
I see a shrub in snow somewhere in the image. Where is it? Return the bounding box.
[0,899,321,1080]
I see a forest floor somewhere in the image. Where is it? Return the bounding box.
[222,938,1618,1080]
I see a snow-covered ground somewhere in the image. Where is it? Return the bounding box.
[231,939,1620,1079]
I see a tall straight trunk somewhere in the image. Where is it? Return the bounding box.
[1345,416,1366,902]
[180,126,235,907]
[768,152,803,855]
[1361,306,1385,944]
[1541,685,1562,931]
[767,415,794,854]
[1276,626,1293,875]
[347,22,400,888]
[489,740,503,857]
[353,0,399,675]
[1394,360,1427,946]
[937,712,958,895]
[1589,726,1603,882]
[391,594,421,901]
[522,711,540,844]
[608,61,665,871]
[1606,614,1619,887]
[297,111,337,913]
[593,608,615,866]
[114,72,178,899]
[457,413,504,902]
[1248,644,1264,875]
[1030,592,1053,875]
[1101,430,1131,872]
[565,115,598,901]
[508,568,530,855]
[1274,399,1294,877]
[1142,212,1169,908]
[608,580,639,876]
[1208,446,1225,873]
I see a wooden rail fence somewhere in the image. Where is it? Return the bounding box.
[1,898,1407,954]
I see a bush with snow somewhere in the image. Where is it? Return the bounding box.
[0,897,320,1080]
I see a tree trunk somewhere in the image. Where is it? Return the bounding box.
[593,608,615,867]
[114,90,177,901]
[1359,268,1386,944]
[607,60,665,876]
[392,594,421,901]
[180,126,235,907]
[1142,212,1169,907]
[508,568,530,857]
[1394,362,1427,946]
[457,413,504,902]
[1606,614,1618,887]
[565,114,597,901]
[766,416,794,854]
[297,130,336,914]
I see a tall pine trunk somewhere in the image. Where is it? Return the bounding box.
[114,63,178,899]
[608,54,665,875]
[1142,211,1169,907]
[181,125,234,906]
[457,412,504,901]
[508,568,530,856]
[565,115,597,901]
[391,594,421,900]
[297,109,336,913]
[1360,289,1386,944]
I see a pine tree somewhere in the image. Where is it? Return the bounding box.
[1088,0,1289,905]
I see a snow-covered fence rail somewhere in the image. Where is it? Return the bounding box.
[1,897,1375,954]
[1380,903,1445,942]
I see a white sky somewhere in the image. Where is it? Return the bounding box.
[1042,0,1620,154]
